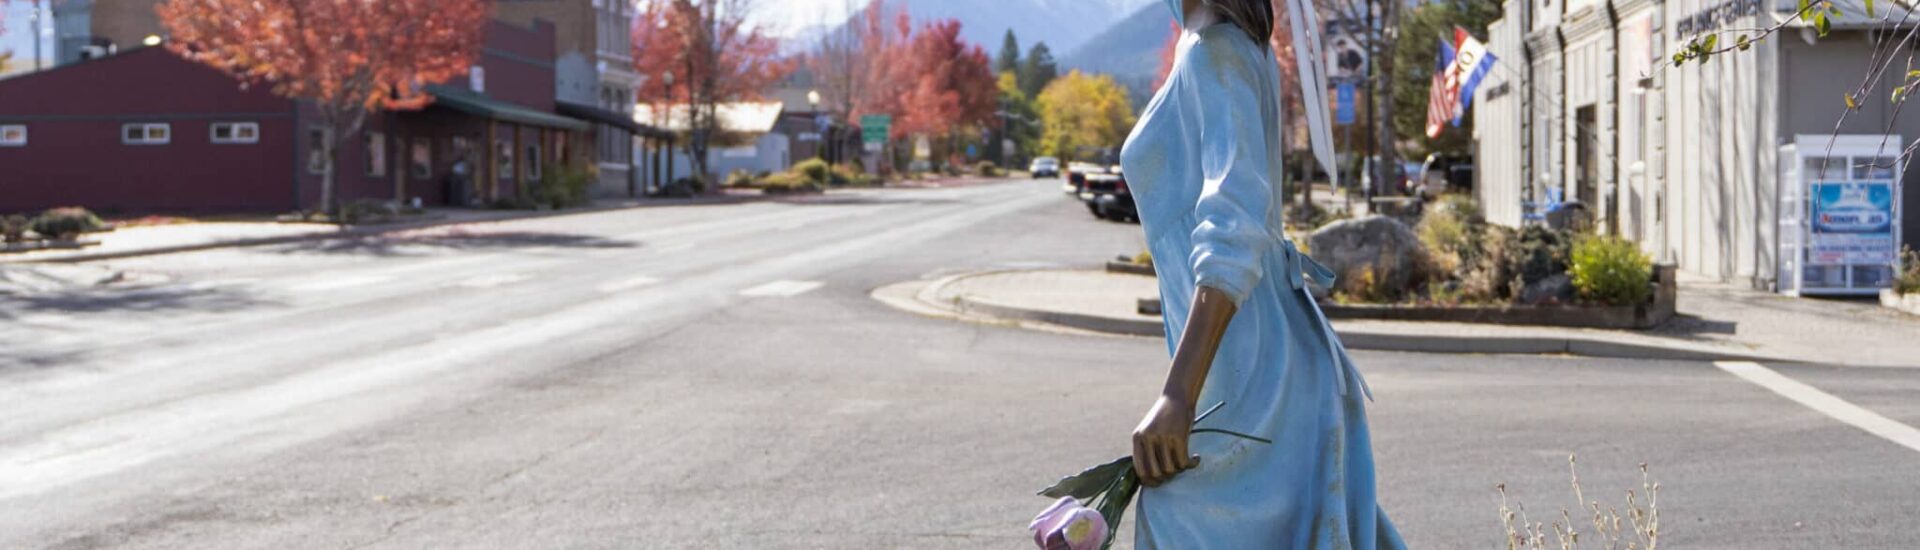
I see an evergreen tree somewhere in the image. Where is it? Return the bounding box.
[1019,42,1058,99]
[996,30,1022,75]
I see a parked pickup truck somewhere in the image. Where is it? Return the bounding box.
[1065,163,1136,222]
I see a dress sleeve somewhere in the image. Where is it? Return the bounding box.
[1183,36,1275,305]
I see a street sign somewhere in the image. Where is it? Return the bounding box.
[1336,82,1357,125]
[860,114,892,145]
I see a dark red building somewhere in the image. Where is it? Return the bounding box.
[0,20,601,214]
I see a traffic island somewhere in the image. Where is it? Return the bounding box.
[872,267,1827,365]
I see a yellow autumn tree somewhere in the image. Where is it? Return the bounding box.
[1035,70,1135,162]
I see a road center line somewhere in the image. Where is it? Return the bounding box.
[739,280,823,298]
[1715,361,1920,454]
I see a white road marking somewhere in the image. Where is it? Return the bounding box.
[455,273,532,289]
[187,278,260,291]
[287,275,392,293]
[1716,361,1920,454]
[597,275,662,294]
[738,280,823,298]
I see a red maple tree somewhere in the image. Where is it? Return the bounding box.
[157,0,491,213]
[808,0,912,121]
[632,0,787,183]
[894,19,997,139]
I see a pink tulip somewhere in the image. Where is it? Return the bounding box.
[1028,497,1109,550]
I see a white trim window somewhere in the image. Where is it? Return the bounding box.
[526,143,543,180]
[308,128,333,175]
[210,122,260,144]
[122,123,171,145]
[0,125,24,147]
[365,132,388,178]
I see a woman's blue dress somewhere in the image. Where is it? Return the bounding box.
[1117,11,1407,550]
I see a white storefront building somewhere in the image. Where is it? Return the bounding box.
[1474,0,1914,293]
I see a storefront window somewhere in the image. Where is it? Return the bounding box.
[1804,156,1846,180]
[497,140,515,180]
[365,132,388,177]
[411,138,432,179]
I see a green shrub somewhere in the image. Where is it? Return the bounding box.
[760,172,822,194]
[725,169,758,188]
[2,214,30,243]
[534,167,594,209]
[1416,201,1479,274]
[974,160,1003,177]
[29,207,107,239]
[1569,235,1653,306]
[1898,247,1920,295]
[793,158,832,184]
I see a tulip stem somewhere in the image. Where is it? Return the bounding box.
[1190,428,1274,445]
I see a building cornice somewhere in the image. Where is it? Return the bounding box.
[1525,27,1565,52]
[1562,5,1613,38]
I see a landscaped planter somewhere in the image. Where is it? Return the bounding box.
[1319,264,1679,330]
[1883,289,1920,317]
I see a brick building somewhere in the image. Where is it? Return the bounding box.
[0,20,594,213]
[494,0,654,197]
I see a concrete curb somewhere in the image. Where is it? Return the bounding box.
[3,194,768,265]
[889,271,1806,365]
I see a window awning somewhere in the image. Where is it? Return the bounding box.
[425,85,591,132]
[556,100,671,139]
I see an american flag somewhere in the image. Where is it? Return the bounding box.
[1425,38,1459,139]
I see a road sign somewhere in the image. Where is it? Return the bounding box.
[860,114,892,145]
[1336,82,1357,125]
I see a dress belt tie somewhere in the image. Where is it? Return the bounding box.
[1276,239,1374,402]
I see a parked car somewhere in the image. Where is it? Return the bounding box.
[1414,153,1475,199]
[1077,165,1136,222]
[1030,156,1061,178]
[1063,162,1105,195]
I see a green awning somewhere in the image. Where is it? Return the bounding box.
[425,85,591,132]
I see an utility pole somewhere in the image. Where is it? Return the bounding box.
[1362,0,1375,206]
[31,0,44,72]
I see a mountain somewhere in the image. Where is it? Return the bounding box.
[1061,4,1175,103]
[875,0,1159,55]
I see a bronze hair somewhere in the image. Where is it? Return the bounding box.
[1205,0,1275,44]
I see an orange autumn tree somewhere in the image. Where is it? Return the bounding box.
[894,19,997,169]
[157,0,491,213]
[632,0,786,184]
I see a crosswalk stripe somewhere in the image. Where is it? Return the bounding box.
[739,280,823,298]
[597,275,662,294]
[1716,361,1920,454]
[455,273,532,289]
[287,275,392,293]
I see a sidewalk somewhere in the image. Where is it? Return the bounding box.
[874,268,1920,368]
[0,193,764,264]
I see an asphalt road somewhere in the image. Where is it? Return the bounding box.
[3,179,1917,549]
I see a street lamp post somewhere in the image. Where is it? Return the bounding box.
[807,89,827,163]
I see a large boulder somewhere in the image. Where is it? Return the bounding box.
[1306,215,1431,298]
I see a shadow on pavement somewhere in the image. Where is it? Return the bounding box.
[0,284,278,319]
[263,229,640,257]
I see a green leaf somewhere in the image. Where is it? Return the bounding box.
[1895,86,1907,103]
[1845,92,1859,110]
[1037,456,1132,499]
[1799,0,1811,15]
[1737,35,1753,51]
[1815,11,1832,37]
[1866,0,1876,17]
[1907,69,1920,78]
[1701,34,1718,52]
[1673,52,1687,65]
[1094,470,1139,550]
